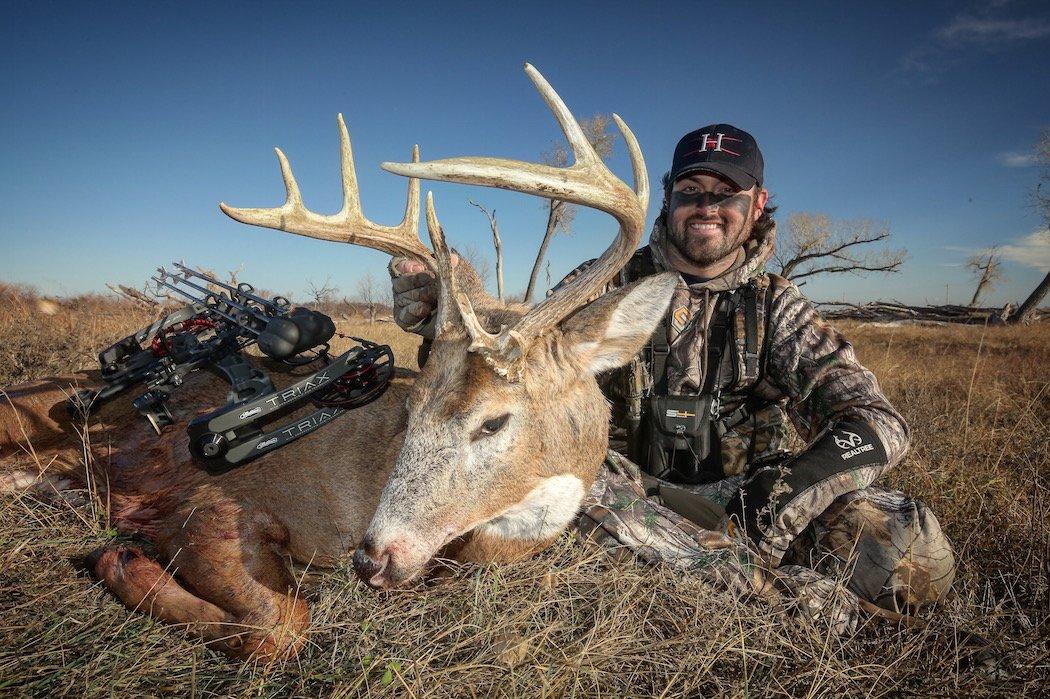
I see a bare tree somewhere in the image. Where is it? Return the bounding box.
[1011,127,1050,323]
[468,200,505,301]
[966,248,1002,306]
[337,296,359,322]
[524,114,617,302]
[354,272,390,323]
[1011,247,1050,323]
[1034,126,1050,224]
[307,277,340,314]
[773,213,906,285]
[226,262,246,286]
[355,273,377,323]
[458,243,493,288]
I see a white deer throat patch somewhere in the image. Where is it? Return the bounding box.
[477,474,584,541]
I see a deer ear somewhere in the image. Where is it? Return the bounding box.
[559,272,678,376]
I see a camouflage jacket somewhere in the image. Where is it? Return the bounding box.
[557,218,911,562]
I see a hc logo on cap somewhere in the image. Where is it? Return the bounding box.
[699,133,742,157]
[671,124,764,190]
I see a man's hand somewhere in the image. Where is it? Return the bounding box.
[724,466,783,553]
[388,255,458,338]
[725,420,889,564]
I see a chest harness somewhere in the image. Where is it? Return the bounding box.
[622,249,771,484]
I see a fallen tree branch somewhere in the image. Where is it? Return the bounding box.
[815,301,1048,325]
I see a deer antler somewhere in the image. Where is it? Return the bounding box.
[219,114,430,266]
[382,62,649,377]
[220,113,481,338]
[221,64,648,380]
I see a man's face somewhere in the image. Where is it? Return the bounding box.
[665,173,767,269]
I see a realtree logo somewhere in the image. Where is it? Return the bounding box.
[835,430,874,460]
[834,431,863,449]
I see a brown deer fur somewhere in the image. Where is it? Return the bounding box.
[0,272,677,660]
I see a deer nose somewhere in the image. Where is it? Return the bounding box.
[352,541,390,588]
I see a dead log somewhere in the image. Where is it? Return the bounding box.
[816,301,1047,325]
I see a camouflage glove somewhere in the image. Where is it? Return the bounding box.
[726,419,888,564]
[388,257,439,339]
[724,462,789,553]
[388,254,464,338]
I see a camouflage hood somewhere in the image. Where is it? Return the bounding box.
[645,217,777,394]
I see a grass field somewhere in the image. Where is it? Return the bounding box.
[0,284,1047,697]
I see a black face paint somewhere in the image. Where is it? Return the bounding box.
[671,190,728,209]
[670,190,753,216]
[717,191,753,218]
[665,188,756,267]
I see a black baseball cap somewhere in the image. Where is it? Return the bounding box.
[669,124,764,191]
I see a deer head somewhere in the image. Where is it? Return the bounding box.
[221,64,677,588]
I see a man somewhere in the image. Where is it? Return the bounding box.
[390,124,955,616]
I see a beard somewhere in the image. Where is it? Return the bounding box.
[667,209,754,268]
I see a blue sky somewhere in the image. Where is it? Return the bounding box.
[2,1,1048,306]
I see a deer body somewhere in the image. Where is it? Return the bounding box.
[2,278,667,658]
[1,64,678,660]
[3,371,400,543]
[1,355,605,563]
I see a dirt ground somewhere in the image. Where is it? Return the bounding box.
[0,286,1047,697]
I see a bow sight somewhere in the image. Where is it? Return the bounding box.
[68,263,393,474]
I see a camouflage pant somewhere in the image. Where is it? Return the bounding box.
[577,451,955,622]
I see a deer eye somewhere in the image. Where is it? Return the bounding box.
[473,413,510,440]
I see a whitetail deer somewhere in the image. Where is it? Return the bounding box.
[0,65,681,660]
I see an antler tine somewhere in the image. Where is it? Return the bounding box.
[423,192,458,337]
[515,111,647,341]
[220,116,433,268]
[382,64,642,217]
[423,193,501,353]
[381,63,648,372]
[615,113,649,207]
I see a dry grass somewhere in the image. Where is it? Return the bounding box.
[0,287,1048,697]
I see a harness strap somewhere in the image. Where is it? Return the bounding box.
[651,318,671,395]
[627,251,780,477]
[648,289,737,397]
[741,280,760,382]
[702,291,736,395]
[719,403,753,431]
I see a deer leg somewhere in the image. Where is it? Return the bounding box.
[162,508,311,661]
[89,544,235,636]
[91,515,311,661]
